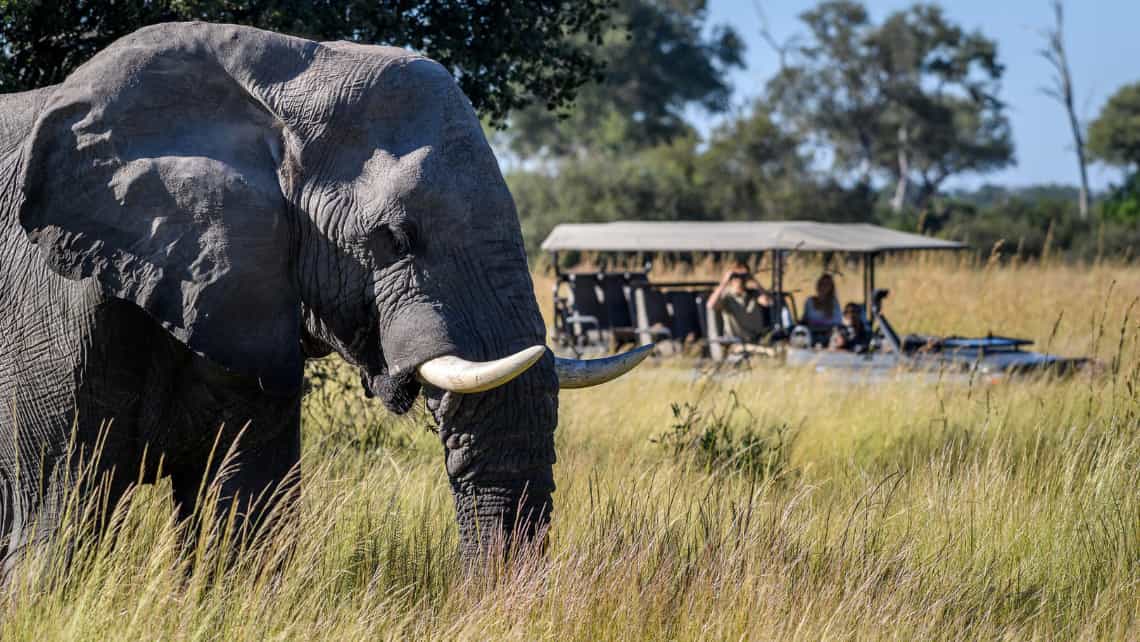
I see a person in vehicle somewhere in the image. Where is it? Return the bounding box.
[707,263,774,344]
[830,302,870,352]
[802,273,843,329]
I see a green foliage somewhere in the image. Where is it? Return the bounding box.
[509,135,708,255]
[509,102,877,255]
[1087,84,1140,224]
[1088,82,1140,169]
[1099,171,1140,224]
[0,0,613,126]
[654,390,796,480]
[500,0,1117,262]
[302,357,434,470]
[510,146,1128,261]
[507,0,743,158]
[699,106,879,224]
[767,1,1013,206]
[884,184,1140,260]
[699,107,808,219]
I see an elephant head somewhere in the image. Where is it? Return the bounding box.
[15,23,646,556]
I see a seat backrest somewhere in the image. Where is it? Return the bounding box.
[666,290,702,342]
[700,292,728,360]
[567,274,608,328]
[600,273,634,328]
[637,285,672,327]
[778,292,798,329]
[695,292,710,337]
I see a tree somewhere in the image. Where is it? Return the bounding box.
[1039,0,1089,219]
[1088,82,1140,223]
[929,184,1140,260]
[1088,82,1140,170]
[508,136,709,254]
[506,0,744,158]
[0,0,613,126]
[766,1,1013,210]
[1098,173,1140,223]
[697,102,813,220]
[507,102,874,255]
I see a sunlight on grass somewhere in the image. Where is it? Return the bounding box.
[1,259,1137,640]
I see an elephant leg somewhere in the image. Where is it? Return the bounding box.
[0,468,19,576]
[169,423,301,542]
[1,449,133,577]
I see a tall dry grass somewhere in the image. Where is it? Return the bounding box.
[0,259,1137,640]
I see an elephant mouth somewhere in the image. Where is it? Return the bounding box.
[356,340,654,417]
[360,367,421,414]
[359,346,545,415]
[359,344,549,416]
[359,345,655,415]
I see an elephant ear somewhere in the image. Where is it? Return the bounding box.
[18,25,311,395]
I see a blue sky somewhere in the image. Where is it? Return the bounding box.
[697,0,1140,190]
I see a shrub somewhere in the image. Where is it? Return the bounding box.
[302,357,431,463]
[653,390,796,480]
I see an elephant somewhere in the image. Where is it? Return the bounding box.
[0,22,649,566]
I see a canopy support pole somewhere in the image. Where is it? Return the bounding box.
[862,253,869,317]
[863,252,878,327]
[774,250,786,330]
[550,251,563,347]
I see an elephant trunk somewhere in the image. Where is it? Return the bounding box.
[380,295,557,558]
[451,479,551,558]
[433,350,557,558]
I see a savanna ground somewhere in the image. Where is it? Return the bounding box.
[1,256,1137,640]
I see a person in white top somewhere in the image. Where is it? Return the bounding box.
[801,273,843,329]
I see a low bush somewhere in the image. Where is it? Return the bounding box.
[654,390,797,481]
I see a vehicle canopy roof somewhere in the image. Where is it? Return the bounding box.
[540,221,966,254]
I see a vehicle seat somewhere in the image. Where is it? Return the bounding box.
[567,273,607,329]
[701,295,743,361]
[694,291,712,337]
[632,284,673,345]
[600,273,635,329]
[665,290,702,344]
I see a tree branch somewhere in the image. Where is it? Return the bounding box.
[1038,0,1089,219]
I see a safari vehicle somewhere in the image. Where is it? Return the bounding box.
[783,288,1089,381]
[541,221,1088,379]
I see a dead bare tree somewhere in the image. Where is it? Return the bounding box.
[891,126,910,213]
[1039,0,1089,219]
[753,1,798,73]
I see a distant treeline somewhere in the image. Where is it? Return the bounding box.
[6,0,1132,261]
[508,145,1139,263]
[887,184,1139,262]
[502,1,1140,263]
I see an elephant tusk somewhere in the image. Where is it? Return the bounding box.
[416,345,546,393]
[555,345,653,389]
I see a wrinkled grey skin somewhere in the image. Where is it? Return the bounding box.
[0,23,556,563]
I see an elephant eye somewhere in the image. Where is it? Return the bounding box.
[371,220,417,263]
[394,219,418,254]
